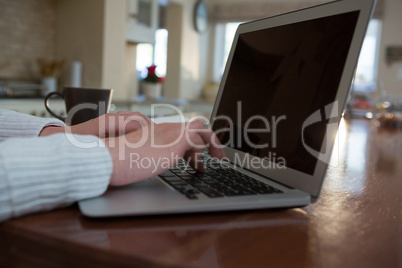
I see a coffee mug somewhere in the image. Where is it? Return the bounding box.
[45,87,113,125]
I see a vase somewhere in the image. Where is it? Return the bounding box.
[41,76,57,96]
[143,82,162,99]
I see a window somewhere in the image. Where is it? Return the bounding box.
[213,22,242,82]
[153,28,168,77]
[136,29,168,80]
[222,22,241,75]
[213,20,382,92]
[353,19,382,92]
[136,43,153,79]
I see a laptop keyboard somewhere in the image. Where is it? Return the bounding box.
[159,158,283,200]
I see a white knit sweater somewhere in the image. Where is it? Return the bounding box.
[0,109,112,222]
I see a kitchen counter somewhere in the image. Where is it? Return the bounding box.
[0,97,215,118]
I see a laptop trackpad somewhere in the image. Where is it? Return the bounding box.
[78,177,180,217]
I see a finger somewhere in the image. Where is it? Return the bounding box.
[186,120,226,159]
[116,112,154,135]
[185,151,205,172]
[121,112,154,126]
[183,135,206,172]
[116,111,134,115]
[118,111,154,124]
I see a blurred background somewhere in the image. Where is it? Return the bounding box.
[0,0,400,118]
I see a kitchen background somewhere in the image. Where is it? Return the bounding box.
[0,0,401,117]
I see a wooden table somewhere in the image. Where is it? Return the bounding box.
[1,119,401,267]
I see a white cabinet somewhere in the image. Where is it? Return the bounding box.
[0,99,214,120]
[0,99,65,118]
[126,0,159,44]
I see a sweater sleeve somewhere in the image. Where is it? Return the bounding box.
[0,108,65,139]
[0,133,112,222]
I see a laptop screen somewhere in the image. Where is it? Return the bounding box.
[212,11,360,175]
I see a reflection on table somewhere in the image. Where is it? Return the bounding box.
[0,118,401,267]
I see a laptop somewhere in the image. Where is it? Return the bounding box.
[79,0,376,217]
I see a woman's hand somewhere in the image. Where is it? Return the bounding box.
[40,111,153,138]
[104,120,226,186]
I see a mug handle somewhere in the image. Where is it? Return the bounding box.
[44,92,66,122]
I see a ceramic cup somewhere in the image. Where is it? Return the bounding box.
[45,87,113,125]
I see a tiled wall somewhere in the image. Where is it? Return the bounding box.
[0,0,56,80]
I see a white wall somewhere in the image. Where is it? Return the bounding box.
[164,0,210,100]
[164,3,183,99]
[56,0,128,101]
[377,0,402,95]
[55,0,104,89]
[102,0,127,101]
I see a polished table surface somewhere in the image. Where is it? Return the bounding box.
[1,119,401,267]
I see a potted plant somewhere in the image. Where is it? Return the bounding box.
[142,65,164,99]
[37,58,65,96]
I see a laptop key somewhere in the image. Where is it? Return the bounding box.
[186,179,201,185]
[169,181,188,186]
[193,182,208,188]
[210,174,226,180]
[160,170,176,177]
[185,193,198,200]
[182,166,194,171]
[175,187,188,194]
[221,180,236,187]
[194,174,210,180]
[251,187,274,194]
[225,189,257,196]
[204,171,217,177]
[205,182,222,188]
[186,188,200,194]
[173,171,189,177]
[197,186,224,198]
[163,177,184,182]
[179,175,194,180]
[230,184,246,191]
[166,158,284,199]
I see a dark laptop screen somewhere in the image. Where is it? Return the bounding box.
[212,11,360,175]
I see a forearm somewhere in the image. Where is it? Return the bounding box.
[40,111,155,138]
[39,125,67,136]
[0,134,112,222]
[0,109,64,139]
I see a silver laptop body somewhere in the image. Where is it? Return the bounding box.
[79,0,376,217]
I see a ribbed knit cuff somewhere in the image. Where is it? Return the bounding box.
[0,108,65,139]
[0,134,112,222]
